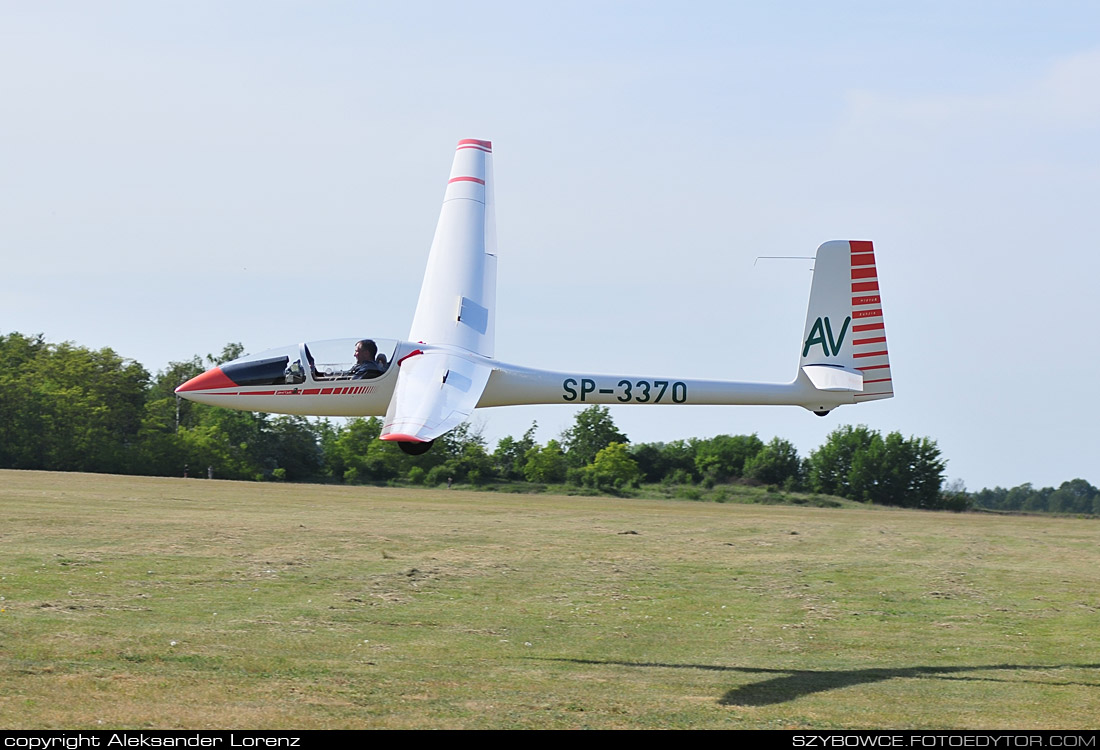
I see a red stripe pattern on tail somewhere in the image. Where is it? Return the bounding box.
[849,241,893,400]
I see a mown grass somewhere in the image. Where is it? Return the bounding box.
[1,470,1097,729]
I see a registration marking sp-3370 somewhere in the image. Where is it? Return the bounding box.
[562,378,688,403]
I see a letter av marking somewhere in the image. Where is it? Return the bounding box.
[802,315,852,358]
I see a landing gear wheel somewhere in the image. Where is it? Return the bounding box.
[397,439,434,456]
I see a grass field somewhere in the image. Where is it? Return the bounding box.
[1,470,1097,729]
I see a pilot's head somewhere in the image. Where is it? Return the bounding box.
[354,339,378,363]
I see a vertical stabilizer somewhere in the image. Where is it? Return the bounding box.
[800,240,893,402]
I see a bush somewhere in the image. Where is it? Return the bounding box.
[676,486,703,501]
[426,465,452,486]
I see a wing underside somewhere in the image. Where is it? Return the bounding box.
[381,350,494,442]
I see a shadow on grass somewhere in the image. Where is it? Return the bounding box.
[541,659,1100,706]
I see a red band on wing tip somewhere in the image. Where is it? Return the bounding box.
[380,433,426,443]
[448,176,486,185]
[457,138,492,150]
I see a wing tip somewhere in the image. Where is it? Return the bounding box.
[456,138,492,152]
[380,432,428,443]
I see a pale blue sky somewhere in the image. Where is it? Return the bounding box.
[3,2,1098,490]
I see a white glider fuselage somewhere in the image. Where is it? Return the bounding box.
[176,138,892,445]
[178,342,861,417]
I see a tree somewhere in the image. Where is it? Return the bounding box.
[1048,479,1098,514]
[970,479,1099,515]
[333,417,383,483]
[418,422,495,485]
[808,425,945,507]
[936,478,971,512]
[1004,483,1035,511]
[807,425,879,497]
[493,422,538,480]
[851,432,945,508]
[179,408,270,480]
[0,334,149,474]
[744,437,802,487]
[894,434,946,508]
[524,440,567,483]
[630,443,664,483]
[584,442,641,490]
[561,407,627,467]
[361,437,410,482]
[334,416,437,484]
[694,434,764,483]
[631,439,698,484]
[428,441,495,486]
[315,419,345,481]
[437,421,486,458]
[206,342,245,366]
[267,416,323,481]
[1021,485,1052,513]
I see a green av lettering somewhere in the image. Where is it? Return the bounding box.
[802,315,851,357]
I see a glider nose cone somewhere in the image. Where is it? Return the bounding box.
[176,367,236,394]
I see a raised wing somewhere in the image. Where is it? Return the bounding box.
[407,139,497,357]
[382,139,499,444]
[380,349,494,443]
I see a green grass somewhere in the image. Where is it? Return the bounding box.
[1,470,1097,729]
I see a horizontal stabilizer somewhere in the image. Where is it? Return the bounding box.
[802,364,864,392]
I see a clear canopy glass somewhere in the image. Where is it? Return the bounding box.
[220,338,398,387]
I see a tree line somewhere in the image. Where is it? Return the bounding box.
[1,332,1096,514]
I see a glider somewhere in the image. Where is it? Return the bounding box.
[177,138,892,454]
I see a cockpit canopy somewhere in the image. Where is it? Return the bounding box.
[218,338,398,387]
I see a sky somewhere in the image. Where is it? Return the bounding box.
[2,2,1098,491]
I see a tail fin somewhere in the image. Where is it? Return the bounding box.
[799,240,893,402]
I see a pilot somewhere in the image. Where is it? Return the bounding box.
[349,339,384,380]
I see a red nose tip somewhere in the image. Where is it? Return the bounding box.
[175,367,237,393]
